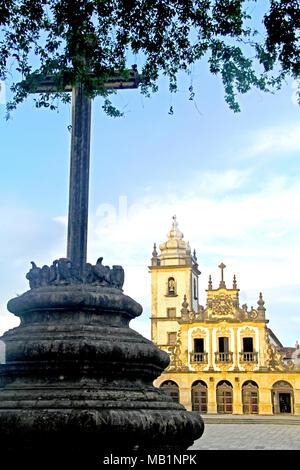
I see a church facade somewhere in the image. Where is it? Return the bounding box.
[150,217,300,415]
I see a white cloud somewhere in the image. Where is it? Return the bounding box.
[243,122,300,158]
[130,318,151,340]
[186,168,252,197]
[1,172,299,347]
[54,216,68,226]
[85,172,300,346]
[0,312,19,337]
[265,230,289,239]
[90,175,300,259]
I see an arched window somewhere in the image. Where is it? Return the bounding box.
[242,381,259,415]
[167,277,176,296]
[216,381,233,414]
[272,381,294,414]
[191,381,207,413]
[160,380,180,403]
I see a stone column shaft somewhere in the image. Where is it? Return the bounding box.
[67,83,92,276]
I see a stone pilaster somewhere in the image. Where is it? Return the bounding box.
[233,327,239,371]
[208,328,214,371]
[207,378,217,413]
[259,387,273,415]
[232,377,243,414]
[180,386,192,411]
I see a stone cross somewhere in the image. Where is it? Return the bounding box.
[218,262,226,288]
[23,70,139,277]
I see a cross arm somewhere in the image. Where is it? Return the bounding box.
[20,67,140,93]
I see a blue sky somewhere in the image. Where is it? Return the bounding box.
[0,44,300,349]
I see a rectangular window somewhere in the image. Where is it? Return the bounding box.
[243,337,254,352]
[194,338,204,353]
[218,337,229,353]
[167,308,176,318]
[193,278,198,300]
[167,332,177,345]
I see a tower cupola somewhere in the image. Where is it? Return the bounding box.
[157,216,198,268]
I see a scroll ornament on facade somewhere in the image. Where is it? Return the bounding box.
[241,304,259,320]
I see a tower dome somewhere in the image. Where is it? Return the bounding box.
[157,216,194,267]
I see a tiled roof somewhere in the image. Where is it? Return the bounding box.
[281,347,296,358]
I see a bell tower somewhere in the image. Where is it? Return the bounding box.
[150,216,201,348]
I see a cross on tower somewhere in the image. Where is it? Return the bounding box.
[218,262,226,288]
[23,70,139,277]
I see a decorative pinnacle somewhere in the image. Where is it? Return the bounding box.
[257,292,265,310]
[208,274,212,290]
[167,215,184,240]
[152,243,158,258]
[233,274,237,289]
[218,262,226,288]
[180,294,189,318]
[182,294,189,309]
[193,249,197,260]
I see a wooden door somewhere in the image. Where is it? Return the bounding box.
[217,382,233,414]
[192,382,207,413]
[242,383,259,414]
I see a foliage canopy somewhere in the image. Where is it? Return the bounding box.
[0,0,299,115]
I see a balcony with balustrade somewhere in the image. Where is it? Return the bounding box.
[190,352,208,364]
[239,351,258,363]
[215,352,233,363]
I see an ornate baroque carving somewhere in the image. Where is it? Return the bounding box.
[191,327,207,338]
[264,331,295,372]
[210,295,234,316]
[241,304,258,320]
[216,325,232,336]
[239,360,258,372]
[26,257,125,290]
[184,305,205,323]
[166,330,189,372]
[240,326,256,337]
[190,360,208,372]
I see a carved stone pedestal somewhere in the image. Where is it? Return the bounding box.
[0,261,204,457]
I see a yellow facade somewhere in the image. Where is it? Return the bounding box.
[150,217,300,415]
